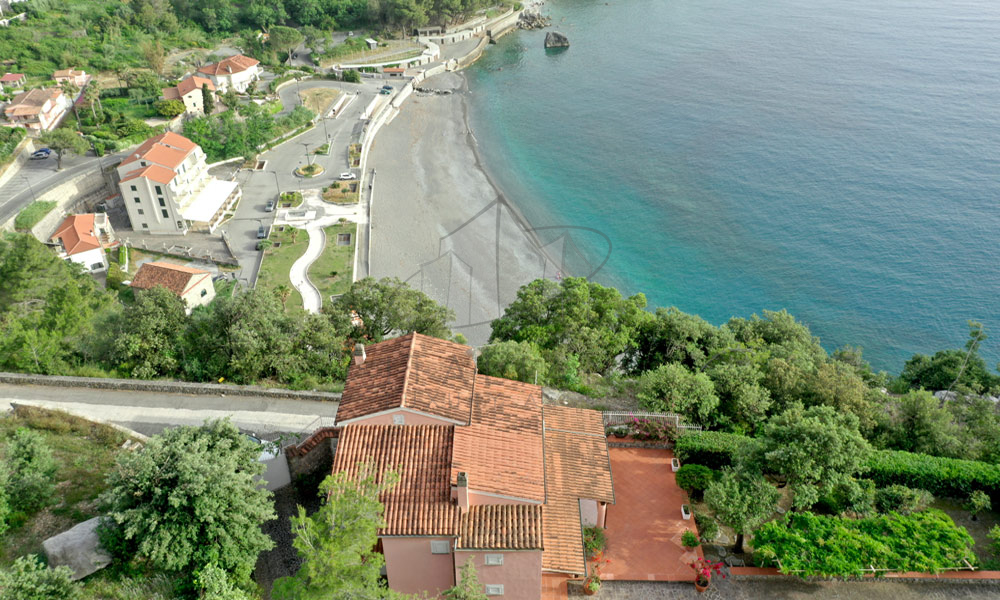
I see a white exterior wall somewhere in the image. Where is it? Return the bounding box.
[211,67,261,93]
[118,146,210,235]
[181,89,208,116]
[65,247,107,272]
[181,275,215,311]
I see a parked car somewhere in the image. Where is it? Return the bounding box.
[382,85,394,91]
[339,172,354,180]
[30,148,51,160]
[256,224,268,239]
[265,199,275,212]
[379,87,392,95]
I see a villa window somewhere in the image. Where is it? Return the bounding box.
[485,585,504,596]
[130,185,137,191]
[159,198,166,207]
[137,209,144,215]
[484,554,504,566]
[134,197,141,203]
[141,161,146,167]
[429,541,450,555]
[201,289,208,297]
[161,209,168,218]
[141,223,148,229]
[155,185,162,195]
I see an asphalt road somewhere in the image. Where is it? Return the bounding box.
[0,383,338,438]
[221,78,380,285]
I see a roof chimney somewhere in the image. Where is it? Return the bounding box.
[456,471,469,512]
[353,343,366,367]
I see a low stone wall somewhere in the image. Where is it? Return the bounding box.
[729,566,1000,582]
[456,37,490,70]
[0,372,341,402]
[0,136,35,190]
[486,10,521,41]
[28,169,112,240]
[285,427,340,479]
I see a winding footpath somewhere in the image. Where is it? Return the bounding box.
[289,226,325,312]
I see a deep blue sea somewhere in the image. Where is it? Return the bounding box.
[466,0,1000,373]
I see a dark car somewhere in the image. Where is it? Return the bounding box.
[256,224,268,239]
[265,199,275,212]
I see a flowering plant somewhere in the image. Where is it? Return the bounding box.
[586,551,611,588]
[689,558,725,584]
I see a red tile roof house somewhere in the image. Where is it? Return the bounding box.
[52,68,90,88]
[295,333,615,599]
[129,261,215,313]
[49,213,116,273]
[0,72,25,92]
[161,76,216,117]
[3,87,69,131]
[196,54,262,93]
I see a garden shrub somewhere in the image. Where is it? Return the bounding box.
[674,430,753,469]
[873,484,933,515]
[681,530,700,548]
[675,464,717,500]
[630,418,676,442]
[694,510,718,542]
[5,427,57,514]
[0,555,79,600]
[583,526,605,559]
[0,127,25,163]
[753,509,976,578]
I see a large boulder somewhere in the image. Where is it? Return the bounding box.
[544,31,570,49]
[42,517,112,580]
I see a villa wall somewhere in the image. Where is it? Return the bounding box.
[454,549,542,599]
[383,536,456,596]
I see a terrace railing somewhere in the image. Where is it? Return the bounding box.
[601,410,703,432]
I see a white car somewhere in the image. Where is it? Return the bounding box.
[339,172,354,180]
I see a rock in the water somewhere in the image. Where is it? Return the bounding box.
[42,517,111,580]
[544,31,570,49]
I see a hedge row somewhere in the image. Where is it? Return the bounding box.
[674,430,752,469]
[866,450,1000,501]
[676,430,1000,501]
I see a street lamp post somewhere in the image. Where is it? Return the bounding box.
[268,171,281,197]
[22,175,36,201]
[304,143,312,166]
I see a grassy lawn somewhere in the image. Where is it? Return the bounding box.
[299,87,340,116]
[320,39,422,67]
[14,201,58,231]
[256,225,307,312]
[309,223,357,303]
[101,97,159,121]
[0,407,128,564]
[322,181,360,204]
[214,277,237,300]
[349,143,361,167]
[280,191,304,209]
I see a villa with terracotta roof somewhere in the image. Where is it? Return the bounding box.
[52,68,90,87]
[161,76,216,116]
[0,72,24,91]
[115,132,240,235]
[129,261,215,312]
[297,333,615,598]
[196,54,261,93]
[3,87,69,131]
[49,213,116,272]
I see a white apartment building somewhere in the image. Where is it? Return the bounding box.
[116,132,240,235]
[197,54,262,93]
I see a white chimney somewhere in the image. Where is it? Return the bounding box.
[353,343,366,366]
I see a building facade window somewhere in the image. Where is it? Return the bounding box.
[130,185,137,191]
[201,289,208,297]
[429,541,450,555]
[155,185,162,195]
[485,585,504,596]
[484,554,504,566]
[161,209,168,218]
[141,223,148,229]
[134,197,141,203]
[158,198,166,207]
[137,209,144,215]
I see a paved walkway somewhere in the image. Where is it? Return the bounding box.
[289,226,325,312]
[581,579,1000,599]
[603,447,702,582]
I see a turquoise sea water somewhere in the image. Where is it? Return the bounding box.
[466,0,1000,373]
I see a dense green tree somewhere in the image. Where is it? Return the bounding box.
[195,564,255,600]
[99,419,275,584]
[706,362,772,434]
[704,468,780,553]
[269,25,304,64]
[727,309,827,372]
[154,99,186,118]
[244,0,288,31]
[107,286,187,379]
[636,363,719,425]
[273,462,400,600]
[899,321,1000,394]
[800,360,880,434]
[39,128,89,170]
[0,555,79,600]
[202,83,215,114]
[124,69,161,97]
[966,490,991,521]
[490,277,647,374]
[877,390,963,458]
[477,340,548,384]
[334,277,454,342]
[626,306,735,373]
[751,404,871,510]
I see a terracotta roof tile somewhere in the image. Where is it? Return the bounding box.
[120,132,197,169]
[458,504,543,550]
[177,76,215,96]
[333,424,459,537]
[130,261,210,296]
[53,68,85,78]
[452,375,545,502]
[51,214,100,256]
[197,54,260,76]
[4,88,62,116]
[120,164,176,186]
[541,497,585,574]
[543,405,607,437]
[337,333,476,423]
[0,73,24,83]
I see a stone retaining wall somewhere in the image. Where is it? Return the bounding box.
[729,566,1000,582]
[286,427,340,479]
[0,372,341,402]
[27,169,111,241]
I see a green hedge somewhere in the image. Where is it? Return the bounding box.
[676,430,1000,501]
[753,509,976,577]
[0,126,26,163]
[674,430,752,469]
[865,450,1000,501]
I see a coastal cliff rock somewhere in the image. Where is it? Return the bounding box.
[545,31,570,48]
[519,9,551,30]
